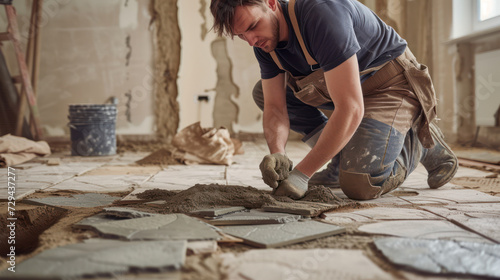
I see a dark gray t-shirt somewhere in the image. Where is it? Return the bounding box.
[255,0,407,81]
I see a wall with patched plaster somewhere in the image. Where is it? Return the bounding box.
[177,0,262,133]
[0,0,263,137]
[0,0,155,136]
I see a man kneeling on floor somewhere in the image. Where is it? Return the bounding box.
[210,0,458,200]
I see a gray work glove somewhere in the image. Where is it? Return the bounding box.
[259,153,293,189]
[273,168,309,199]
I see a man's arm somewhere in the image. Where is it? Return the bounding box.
[262,73,289,154]
[295,54,364,177]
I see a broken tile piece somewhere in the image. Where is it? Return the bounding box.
[191,206,246,217]
[219,249,393,280]
[0,239,186,279]
[322,207,442,224]
[221,220,345,248]
[208,209,302,225]
[92,214,220,241]
[358,220,491,243]
[187,240,219,254]
[73,212,124,230]
[24,193,120,208]
[262,201,338,217]
[103,207,156,218]
[422,203,500,243]
[400,189,500,205]
[374,237,500,278]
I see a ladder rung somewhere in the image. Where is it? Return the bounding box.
[0,32,10,41]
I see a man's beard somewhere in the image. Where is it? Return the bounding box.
[262,14,280,53]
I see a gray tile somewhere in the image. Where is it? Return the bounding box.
[262,201,340,217]
[24,193,120,208]
[422,203,500,243]
[374,237,500,278]
[73,212,124,229]
[0,239,186,279]
[322,207,443,224]
[400,189,500,205]
[219,249,393,280]
[92,214,220,241]
[358,220,491,243]
[103,207,157,218]
[208,209,302,225]
[73,208,157,230]
[191,206,247,217]
[221,220,345,248]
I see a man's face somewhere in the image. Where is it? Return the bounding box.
[232,4,280,53]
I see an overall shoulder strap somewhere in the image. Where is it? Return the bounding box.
[288,0,317,66]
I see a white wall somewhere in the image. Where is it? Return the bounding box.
[1,0,263,137]
[177,0,262,133]
[0,0,155,136]
[475,49,500,126]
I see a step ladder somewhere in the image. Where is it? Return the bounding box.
[0,1,43,140]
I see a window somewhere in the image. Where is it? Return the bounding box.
[479,0,500,21]
[473,0,500,31]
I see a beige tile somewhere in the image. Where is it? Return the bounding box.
[400,189,500,205]
[358,220,491,243]
[323,207,443,224]
[422,203,500,243]
[219,249,393,280]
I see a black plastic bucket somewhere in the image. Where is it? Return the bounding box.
[68,104,117,156]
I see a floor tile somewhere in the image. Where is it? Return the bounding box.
[47,174,150,192]
[132,165,227,193]
[399,189,500,205]
[225,166,268,190]
[375,237,500,278]
[322,207,443,224]
[0,239,186,279]
[219,249,393,280]
[421,203,500,243]
[103,207,157,218]
[91,214,220,241]
[191,206,247,217]
[187,240,219,254]
[220,220,345,248]
[262,201,340,217]
[358,220,491,243]
[24,193,121,208]
[455,149,500,165]
[207,209,302,226]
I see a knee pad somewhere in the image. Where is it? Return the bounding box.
[339,170,382,200]
[339,165,406,200]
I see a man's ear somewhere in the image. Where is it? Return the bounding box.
[267,0,278,11]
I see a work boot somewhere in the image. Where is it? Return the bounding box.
[420,122,458,189]
[308,154,340,188]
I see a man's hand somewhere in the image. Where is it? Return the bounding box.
[259,153,293,188]
[273,168,309,199]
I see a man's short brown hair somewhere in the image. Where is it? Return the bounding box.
[210,0,266,38]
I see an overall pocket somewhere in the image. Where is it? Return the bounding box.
[294,83,331,107]
[292,69,331,107]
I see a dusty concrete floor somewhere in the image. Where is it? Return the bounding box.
[1,140,500,279]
